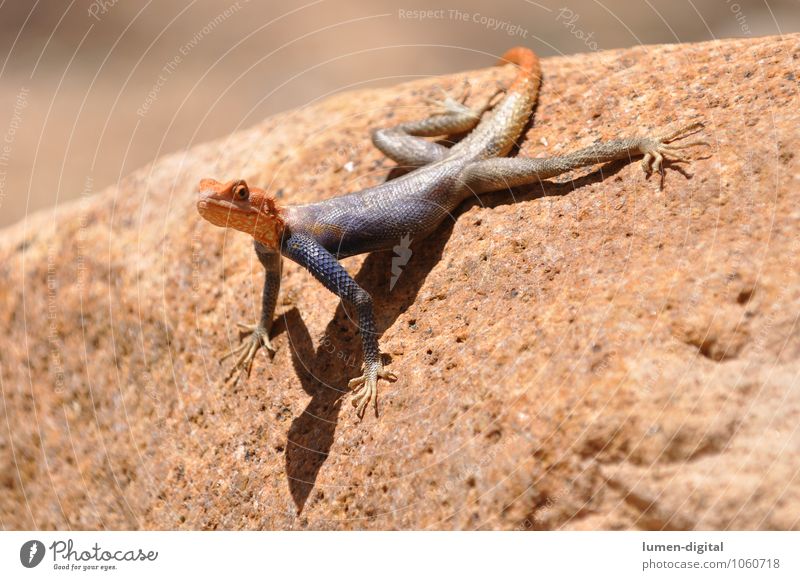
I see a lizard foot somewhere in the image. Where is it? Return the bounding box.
[639,121,710,186]
[425,80,504,121]
[219,322,276,385]
[346,360,397,419]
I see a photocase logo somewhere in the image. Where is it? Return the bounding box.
[20,540,46,568]
[390,234,413,291]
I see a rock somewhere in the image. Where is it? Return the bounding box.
[1,34,799,530]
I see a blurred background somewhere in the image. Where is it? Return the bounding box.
[0,0,797,228]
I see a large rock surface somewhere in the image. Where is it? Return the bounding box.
[1,34,799,530]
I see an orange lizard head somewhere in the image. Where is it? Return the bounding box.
[196,178,284,249]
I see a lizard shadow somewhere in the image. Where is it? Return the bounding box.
[281,156,639,514]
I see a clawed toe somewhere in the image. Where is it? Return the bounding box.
[640,120,710,184]
[351,381,376,419]
[426,80,505,121]
[346,363,398,419]
[426,96,475,119]
[659,121,705,143]
[219,322,275,386]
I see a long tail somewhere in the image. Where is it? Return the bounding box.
[499,46,541,100]
[454,46,542,159]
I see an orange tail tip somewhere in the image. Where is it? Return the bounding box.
[497,46,541,94]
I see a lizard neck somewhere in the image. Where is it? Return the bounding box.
[253,215,285,250]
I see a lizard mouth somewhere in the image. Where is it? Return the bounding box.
[197,197,243,212]
[196,190,258,231]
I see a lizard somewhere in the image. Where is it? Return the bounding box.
[196,46,707,419]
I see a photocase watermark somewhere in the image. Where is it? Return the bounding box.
[726,0,752,35]
[191,220,204,296]
[0,86,30,210]
[75,175,94,292]
[306,141,369,185]
[74,175,94,296]
[87,0,120,21]
[20,540,46,568]
[320,334,359,368]
[556,7,601,52]
[21,538,158,571]
[398,8,529,38]
[47,247,67,394]
[142,371,161,403]
[438,431,518,497]
[390,233,413,291]
[137,0,249,117]
[516,480,575,530]
[589,319,636,377]
[137,54,182,118]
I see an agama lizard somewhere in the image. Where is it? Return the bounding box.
[196,47,706,418]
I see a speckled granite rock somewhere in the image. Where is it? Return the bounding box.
[2,34,799,530]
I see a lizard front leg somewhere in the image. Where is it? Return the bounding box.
[220,241,281,384]
[281,232,396,418]
[371,82,504,168]
[458,121,708,194]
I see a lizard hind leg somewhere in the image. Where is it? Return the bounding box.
[371,81,505,168]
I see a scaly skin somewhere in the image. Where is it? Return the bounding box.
[196,46,708,419]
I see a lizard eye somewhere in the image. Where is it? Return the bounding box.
[232,181,249,201]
